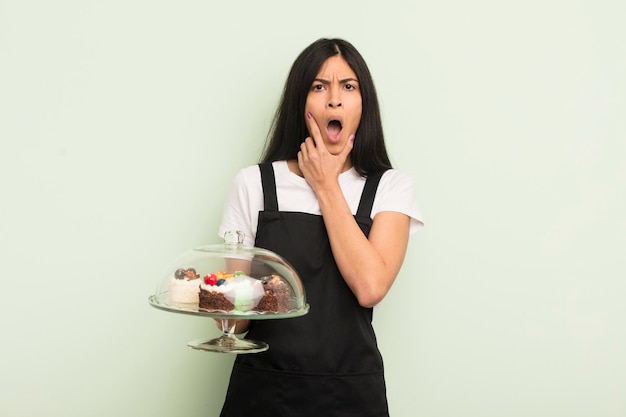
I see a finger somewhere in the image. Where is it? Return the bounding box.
[305,112,327,152]
[297,149,304,168]
[297,138,312,174]
[300,137,313,159]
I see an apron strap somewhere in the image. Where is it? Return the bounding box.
[356,170,386,218]
[259,163,279,211]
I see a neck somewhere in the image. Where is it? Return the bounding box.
[286,160,353,177]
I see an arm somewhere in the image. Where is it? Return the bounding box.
[298,115,411,307]
[320,189,409,307]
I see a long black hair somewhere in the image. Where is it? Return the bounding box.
[260,38,392,176]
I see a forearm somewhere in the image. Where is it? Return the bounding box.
[316,185,409,307]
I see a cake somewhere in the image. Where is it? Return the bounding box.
[168,268,201,304]
[256,275,292,313]
[199,271,264,312]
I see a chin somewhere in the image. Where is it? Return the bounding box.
[326,144,346,155]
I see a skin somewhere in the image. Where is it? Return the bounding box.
[223,56,411,333]
[294,55,411,308]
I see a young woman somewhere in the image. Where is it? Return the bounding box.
[218,38,423,416]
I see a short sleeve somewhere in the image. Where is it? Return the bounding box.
[218,166,262,247]
[372,170,424,234]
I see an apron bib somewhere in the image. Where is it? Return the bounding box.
[220,163,389,417]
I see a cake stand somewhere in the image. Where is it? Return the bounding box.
[148,231,310,354]
[149,295,309,354]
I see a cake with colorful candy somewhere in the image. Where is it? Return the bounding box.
[198,271,292,313]
[199,271,264,312]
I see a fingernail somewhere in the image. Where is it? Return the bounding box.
[306,112,312,120]
[349,134,355,142]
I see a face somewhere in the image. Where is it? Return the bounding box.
[305,55,362,154]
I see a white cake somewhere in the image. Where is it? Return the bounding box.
[168,268,201,304]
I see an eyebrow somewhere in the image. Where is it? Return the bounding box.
[313,77,359,84]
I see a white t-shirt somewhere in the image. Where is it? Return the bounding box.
[218,160,424,246]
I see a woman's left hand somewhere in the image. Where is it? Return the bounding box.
[297,112,354,192]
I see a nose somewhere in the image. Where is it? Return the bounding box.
[328,100,342,108]
[327,86,342,108]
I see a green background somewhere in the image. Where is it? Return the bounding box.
[1,0,624,416]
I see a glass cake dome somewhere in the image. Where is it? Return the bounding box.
[149,231,309,354]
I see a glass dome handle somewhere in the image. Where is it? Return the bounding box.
[223,230,244,246]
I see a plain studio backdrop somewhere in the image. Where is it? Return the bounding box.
[1,1,624,416]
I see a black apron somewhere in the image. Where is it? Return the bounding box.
[220,163,389,417]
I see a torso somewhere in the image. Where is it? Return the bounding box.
[219,163,390,417]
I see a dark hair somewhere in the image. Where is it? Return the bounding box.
[260,38,392,176]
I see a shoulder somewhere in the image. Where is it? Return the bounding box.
[230,161,296,201]
[233,164,262,183]
[374,169,415,204]
[229,164,264,196]
[378,169,415,194]
[373,169,424,232]
[233,161,289,182]
[381,168,412,183]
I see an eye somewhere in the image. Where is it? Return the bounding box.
[344,83,357,91]
[312,84,325,92]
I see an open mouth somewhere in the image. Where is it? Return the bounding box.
[326,120,343,142]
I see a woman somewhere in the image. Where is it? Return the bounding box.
[218,38,423,416]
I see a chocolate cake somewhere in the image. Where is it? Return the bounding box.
[199,290,234,311]
[255,275,291,313]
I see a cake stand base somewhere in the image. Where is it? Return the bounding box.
[188,334,268,354]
